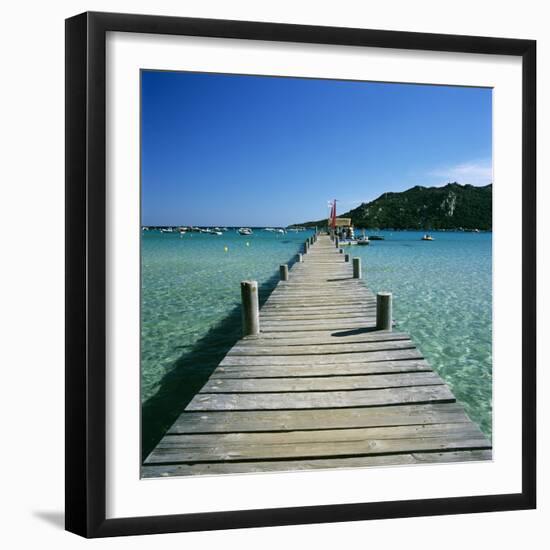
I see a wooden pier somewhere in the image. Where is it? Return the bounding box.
[143,234,491,477]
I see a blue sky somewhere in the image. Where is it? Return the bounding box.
[141,71,492,226]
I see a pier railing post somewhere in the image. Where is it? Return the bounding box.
[297,253,303,262]
[304,240,309,253]
[345,253,350,262]
[339,248,344,254]
[280,264,289,281]
[376,292,392,331]
[352,257,361,278]
[335,236,339,248]
[241,280,260,336]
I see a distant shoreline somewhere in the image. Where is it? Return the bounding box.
[142,225,492,233]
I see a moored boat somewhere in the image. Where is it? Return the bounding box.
[338,239,357,246]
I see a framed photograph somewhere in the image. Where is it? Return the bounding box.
[65,11,536,537]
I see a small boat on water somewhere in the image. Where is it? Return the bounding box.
[238,227,253,235]
[356,236,370,246]
[421,234,434,241]
[212,231,223,236]
[275,228,285,234]
[338,239,357,246]
[160,227,174,233]
[368,235,384,241]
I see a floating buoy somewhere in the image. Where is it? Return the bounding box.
[224,246,228,252]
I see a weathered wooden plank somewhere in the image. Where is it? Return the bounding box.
[212,359,432,378]
[220,347,422,366]
[261,323,379,333]
[260,307,376,316]
[260,312,376,322]
[266,298,373,305]
[142,454,417,477]
[167,403,469,433]
[200,372,444,393]
[271,288,367,295]
[265,294,372,303]
[241,328,398,341]
[268,289,372,296]
[274,282,366,288]
[260,320,378,331]
[227,339,414,356]
[264,298,374,305]
[235,331,410,347]
[162,421,485,446]
[263,298,374,305]
[146,423,489,463]
[186,384,455,411]
[142,449,492,477]
[263,301,375,309]
[266,290,373,298]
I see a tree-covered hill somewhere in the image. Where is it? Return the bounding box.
[294,183,492,230]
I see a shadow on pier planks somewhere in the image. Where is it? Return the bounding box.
[141,273,282,461]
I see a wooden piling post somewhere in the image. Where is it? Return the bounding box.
[241,280,260,336]
[345,253,350,262]
[297,253,303,263]
[279,264,289,281]
[339,248,344,254]
[305,240,309,253]
[352,257,361,278]
[376,292,392,331]
[335,236,339,248]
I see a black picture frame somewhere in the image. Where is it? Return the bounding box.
[65,11,536,538]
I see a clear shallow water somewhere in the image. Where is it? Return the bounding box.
[350,230,492,439]
[141,229,312,399]
[141,229,492,455]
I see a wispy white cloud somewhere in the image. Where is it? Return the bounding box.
[428,159,493,186]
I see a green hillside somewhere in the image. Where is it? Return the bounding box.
[294,183,492,230]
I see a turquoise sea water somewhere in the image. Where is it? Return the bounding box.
[141,229,492,457]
